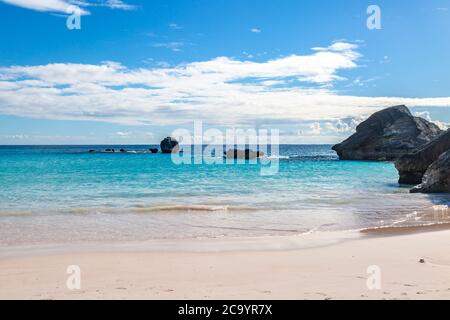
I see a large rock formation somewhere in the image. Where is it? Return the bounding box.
[411,150,450,194]
[224,149,264,160]
[332,105,442,161]
[395,129,450,184]
[160,137,180,154]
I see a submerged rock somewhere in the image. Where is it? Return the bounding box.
[332,105,442,161]
[224,149,264,160]
[149,148,158,154]
[395,129,450,184]
[411,150,450,194]
[160,137,180,154]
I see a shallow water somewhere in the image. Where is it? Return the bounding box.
[0,145,449,246]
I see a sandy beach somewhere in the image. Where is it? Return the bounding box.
[1,229,449,300]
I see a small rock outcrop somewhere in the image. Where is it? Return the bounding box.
[224,149,264,160]
[160,137,180,154]
[149,148,158,154]
[395,129,450,184]
[332,105,442,161]
[411,150,450,194]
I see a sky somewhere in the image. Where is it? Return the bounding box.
[0,0,449,144]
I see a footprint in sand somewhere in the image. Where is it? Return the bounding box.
[305,292,329,299]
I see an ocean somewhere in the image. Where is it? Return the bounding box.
[0,145,449,246]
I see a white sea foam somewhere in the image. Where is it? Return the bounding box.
[433,205,449,211]
[131,204,260,213]
[265,155,290,160]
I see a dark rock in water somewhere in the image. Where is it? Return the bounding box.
[160,137,180,154]
[332,105,442,161]
[88,150,96,153]
[105,148,115,153]
[395,129,450,184]
[149,148,158,154]
[224,149,265,160]
[120,149,126,153]
[410,150,450,194]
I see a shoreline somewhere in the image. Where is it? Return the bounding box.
[1,228,450,300]
[361,221,450,236]
[0,230,363,260]
[2,220,450,258]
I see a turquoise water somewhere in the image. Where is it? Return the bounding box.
[0,145,449,245]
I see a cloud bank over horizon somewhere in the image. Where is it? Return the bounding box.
[1,41,450,133]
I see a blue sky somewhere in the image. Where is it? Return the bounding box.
[0,0,449,144]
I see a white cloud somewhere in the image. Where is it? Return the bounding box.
[2,134,29,140]
[1,0,89,14]
[0,0,136,15]
[308,123,322,135]
[169,23,183,30]
[349,76,383,87]
[115,131,131,136]
[100,0,136,10]
[261,80,286,86]
[312,42,358,52]
[380,55,391,64]
[414,111,432,121]
[414,111,450,130]
[250,28,261,33]
[1,42,450,128]
[433,121,450,130]
[305,117,364,137]
[323,117,363,133]
[152,42,187,52]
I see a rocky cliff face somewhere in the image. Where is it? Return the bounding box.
[332,105,442,161]
[395,129,450,184]
[411,150,450,194]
